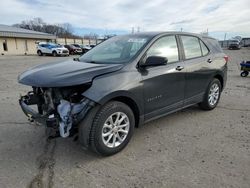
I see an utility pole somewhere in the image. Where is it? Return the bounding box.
[131,27,134,34]
[224,33,227,41]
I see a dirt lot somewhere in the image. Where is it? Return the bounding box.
[0,49,250,188]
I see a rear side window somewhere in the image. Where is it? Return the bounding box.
[181,36,202,59]
[200,40,209,56]
[203,37,223,53]
[146,35,179,63]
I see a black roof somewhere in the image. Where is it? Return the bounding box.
[125,31,216,40]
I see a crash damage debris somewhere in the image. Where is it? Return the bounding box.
[19,87,95,139]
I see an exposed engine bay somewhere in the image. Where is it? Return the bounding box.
[19,84,95,138]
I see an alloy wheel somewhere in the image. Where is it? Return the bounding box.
[102,112,130,148]
[208,83,220,106]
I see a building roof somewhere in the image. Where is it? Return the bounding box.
[0,24,56,39]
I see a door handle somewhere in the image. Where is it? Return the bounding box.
[176,66,184,71]
[207,59,212,63]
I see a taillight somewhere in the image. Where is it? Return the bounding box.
[224,55,229,63]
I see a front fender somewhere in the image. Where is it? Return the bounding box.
[84,90,143,116]
[82,70,144,116]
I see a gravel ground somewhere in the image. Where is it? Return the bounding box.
[0,49,250,188]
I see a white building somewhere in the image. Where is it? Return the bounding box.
[0,24,56,55]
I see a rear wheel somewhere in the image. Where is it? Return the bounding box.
[199,78,221,110]
[241,71,249,77]
[37,50,43,56]
[89,101,135,156]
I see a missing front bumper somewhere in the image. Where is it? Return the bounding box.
[19,93,95,138]
[19,96,49,125]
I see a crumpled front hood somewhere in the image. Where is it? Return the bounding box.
[18,60,123,87]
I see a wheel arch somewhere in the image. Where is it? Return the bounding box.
[110,96,141,128]
[214,74,224,89]
[84,91,143,128]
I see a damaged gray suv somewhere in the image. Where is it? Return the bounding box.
[18,32,228,156]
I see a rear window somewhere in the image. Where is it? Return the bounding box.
[203,37,222,53]
[181,36,202,59]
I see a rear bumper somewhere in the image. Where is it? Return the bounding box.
[58,52,69,56]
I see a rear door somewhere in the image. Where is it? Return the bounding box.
[43,44,51,54]
[39,44,46,53]
[141,35,185,120]
[179,35,212,105]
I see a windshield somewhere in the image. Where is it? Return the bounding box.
[79,35,150,64]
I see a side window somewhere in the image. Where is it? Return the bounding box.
[181,36,202,59]
[146,35,179,63]
[200,40,209,56]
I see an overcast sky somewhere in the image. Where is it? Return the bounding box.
[1,0,250,39]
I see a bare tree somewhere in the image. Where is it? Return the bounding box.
[13,18,80,38]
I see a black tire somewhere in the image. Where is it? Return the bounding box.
[241,71,249,77]
[37,50,43,56]
[89,101,135,156]
[199,78,222,110]
[52,51,57,57]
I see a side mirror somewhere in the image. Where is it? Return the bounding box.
[140,56,168,67]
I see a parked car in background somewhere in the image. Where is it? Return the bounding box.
[89,44,96,48]
[19,32,228,156]
[228,40,241,49]
[64,44,82,55]
[85,44,96,49]
[80,45,92,53]
[71,44,91,54]
[240,38,250,47]
[37,43,69,56]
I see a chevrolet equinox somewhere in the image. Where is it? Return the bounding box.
[18,32,228,156]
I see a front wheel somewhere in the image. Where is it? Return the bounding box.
[199,78,222,110]
[52,51,57,57]
[89,101,135,156]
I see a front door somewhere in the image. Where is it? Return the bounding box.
[141,35,185,121]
